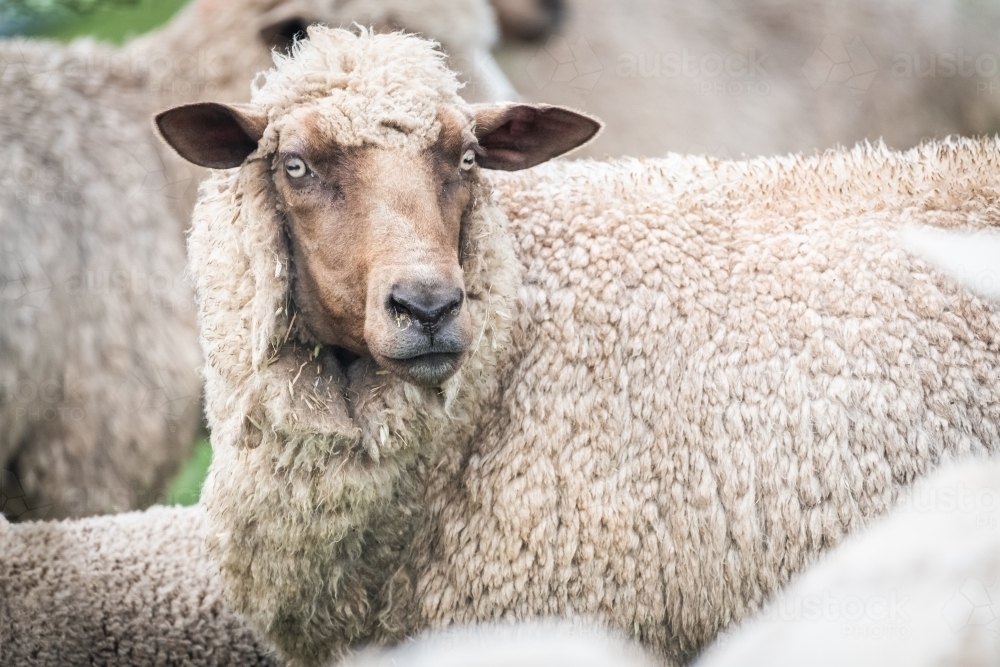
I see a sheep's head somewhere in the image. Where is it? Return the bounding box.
[157,28,599,388]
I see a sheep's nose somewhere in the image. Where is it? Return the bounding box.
[387,284,464,329]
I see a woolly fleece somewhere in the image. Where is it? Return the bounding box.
[0,0,508,520]
[0,506,279,667]
[192,28,1000,667]
[694,456,1000,667]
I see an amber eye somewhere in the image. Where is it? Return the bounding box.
[460,149,476,171]
[285,157,307,178]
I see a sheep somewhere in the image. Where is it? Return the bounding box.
[0,505,281,667]
[156,26,1000,667]
[343,621,656,667]
[0,0,515,520]
[692,456,1000,667]
[493,0,1000,157]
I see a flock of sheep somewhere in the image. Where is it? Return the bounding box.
[3,1,1000,666]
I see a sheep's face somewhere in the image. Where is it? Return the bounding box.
[157,99,601,387]
[271,108,477,386]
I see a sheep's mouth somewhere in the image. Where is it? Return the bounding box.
[380,352,463,387]
[326,345,462,392]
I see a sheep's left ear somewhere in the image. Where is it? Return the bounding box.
[155,102,268,169]
[472,103,602,171]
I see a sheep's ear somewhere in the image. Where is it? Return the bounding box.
[155,103,268,169]
[256,3,316,54]
[472,103,602,171]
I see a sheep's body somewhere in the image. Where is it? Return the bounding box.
[693,456,1000,667]
[186,30,1000,666]
[0,0,511,519]
[415,143,1000,664]
[0,506,279,667]
[496,0,1000,157]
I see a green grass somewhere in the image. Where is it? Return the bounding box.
[165,437,212,507]
[7,0,188,43]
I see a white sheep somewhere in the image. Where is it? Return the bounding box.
[343,621,656,667]
[156,26,1000,667]
[0,0,514,519]
[0,505,281,666]
[693,456,1000,667]
[493,0,1000,157]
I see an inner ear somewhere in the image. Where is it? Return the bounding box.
[259,15,311,54]
[474,104,602,171]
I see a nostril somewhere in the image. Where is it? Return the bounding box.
[388,286,464,328]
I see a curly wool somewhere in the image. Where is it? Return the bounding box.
[0,507,279,667]
[192,29,1000,667]
[252,26,465,152]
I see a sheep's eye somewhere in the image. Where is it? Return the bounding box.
[460,149,476,171]
[285,157,308,178]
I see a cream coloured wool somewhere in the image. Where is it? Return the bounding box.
[693,456,1000,667]
[494,0,1000,157]
[0,0,513,520]
[177,27,1000,667]
[0,506,280,667]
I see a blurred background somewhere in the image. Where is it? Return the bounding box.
[3,0,1000,518]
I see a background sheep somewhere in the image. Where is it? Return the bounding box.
[489,0,565,42]
[159,28,1000,667]
[494,0,1000,157]
[0,0,514,520]
[0,506,280,667]
[693,456,1000,667]
[343,621,656,667]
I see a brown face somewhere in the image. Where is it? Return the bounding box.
[272,109,479,386]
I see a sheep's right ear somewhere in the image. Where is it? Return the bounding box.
[155,103,268,169]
